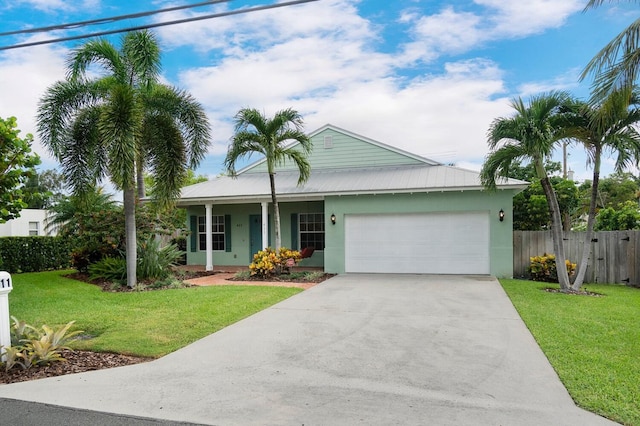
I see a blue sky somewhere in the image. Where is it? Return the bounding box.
[0,0,638,183]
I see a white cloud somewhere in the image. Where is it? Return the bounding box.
[0,43,68,164]
[399,0,583,63]
[475,0,583,37]
[407,6,483,58]
[517,68,582,98]
[9,0,100,13]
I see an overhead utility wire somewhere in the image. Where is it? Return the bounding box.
[0,0,320,51]
[0,0,232,37]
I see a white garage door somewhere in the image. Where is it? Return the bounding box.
[345,212,490,274]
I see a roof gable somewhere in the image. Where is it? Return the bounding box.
[239,124,440,174]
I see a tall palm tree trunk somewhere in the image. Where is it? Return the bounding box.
[572,150,602,291]
[269,172,282,250]
[123,187,137,288]
[136,158,145,199]
[539,175,571,290]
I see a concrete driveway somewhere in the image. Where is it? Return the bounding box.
[0,274,616,425]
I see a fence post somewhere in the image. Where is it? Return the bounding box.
[0,271,13,361]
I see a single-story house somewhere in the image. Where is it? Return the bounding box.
[177,124,527,277]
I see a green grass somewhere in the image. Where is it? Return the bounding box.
[500,279,640,426]
[8,270,302,358]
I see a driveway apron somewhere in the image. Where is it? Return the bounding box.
[0,274,616,425]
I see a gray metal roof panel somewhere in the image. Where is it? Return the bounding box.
[179,164,528,204]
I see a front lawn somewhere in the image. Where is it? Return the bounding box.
[8,270,302,358]
[501,279,640,426]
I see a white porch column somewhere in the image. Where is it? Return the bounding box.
[205,203,213,271]
[261,201,269,250]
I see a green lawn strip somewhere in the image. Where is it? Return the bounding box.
[9,270,302,358]
[500,279,640,426]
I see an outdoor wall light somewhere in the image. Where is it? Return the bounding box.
[499,209,505,222]
[330,213,336,225]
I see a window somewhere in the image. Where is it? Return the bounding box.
[198,215,225,251]
[28,221,39,236]
[323,135,333,149]
[299,213,325,250]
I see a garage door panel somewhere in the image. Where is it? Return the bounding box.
[345,212,489,274]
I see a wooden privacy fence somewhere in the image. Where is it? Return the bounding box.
[513,230,640,285]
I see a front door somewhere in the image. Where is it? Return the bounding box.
[249,215,271,261]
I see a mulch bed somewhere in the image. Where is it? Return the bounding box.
[227,273,335,284]
[0,349,151,384]
[544,287,604,297]
[64,270,218,292]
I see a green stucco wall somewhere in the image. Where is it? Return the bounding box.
[323,190,516,278]
[184,190,517,277]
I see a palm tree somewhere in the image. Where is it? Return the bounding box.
[37,30,210,288]
[481,91,574,291]
[224,108,312,251]
[563,89,640,290]
[582,1,640,101]
[45,185,118,236]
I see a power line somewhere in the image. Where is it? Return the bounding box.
[0,0,320,51]
[0,0,232,37]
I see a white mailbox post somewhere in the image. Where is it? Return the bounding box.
[0,271,13,360]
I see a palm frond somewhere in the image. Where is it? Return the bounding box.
[67,38,124,82]
[143,84,211,168]
[100,85,140,190]
[37,79,104,157]
[121,30,161,88]
[582,18,640,102]
[480,143,528,189]
[144,114,187,206]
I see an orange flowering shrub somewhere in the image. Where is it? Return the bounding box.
[249,247,302,277]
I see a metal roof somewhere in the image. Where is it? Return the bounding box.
[178,164,528,205]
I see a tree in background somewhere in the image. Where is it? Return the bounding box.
[580,171,640,210]
[0,116,41,223]
[481,92,574,291]
[596,201,640,230]
[507,161,580,231]
[37,30,210,288]
[22,169,66,209]
[45,185,117,237]
[225,108,312,251]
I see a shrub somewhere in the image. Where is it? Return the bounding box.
[170,236,187,265]
[137,237,184,280]
[86,237,184,283]
[88,257,127,282]
[528,253,577,283]
[0,236,74,273]
[1,317,82,371]
[249,247,302,278]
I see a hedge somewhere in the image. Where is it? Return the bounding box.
[0,236,74,273]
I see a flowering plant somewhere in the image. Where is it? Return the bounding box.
[249,247,302,277]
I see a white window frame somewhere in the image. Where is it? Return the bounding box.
[198,215,225,251]
[299,213,325,251]
[28,221,39,236]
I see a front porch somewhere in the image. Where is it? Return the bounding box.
[183,201,326,270]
